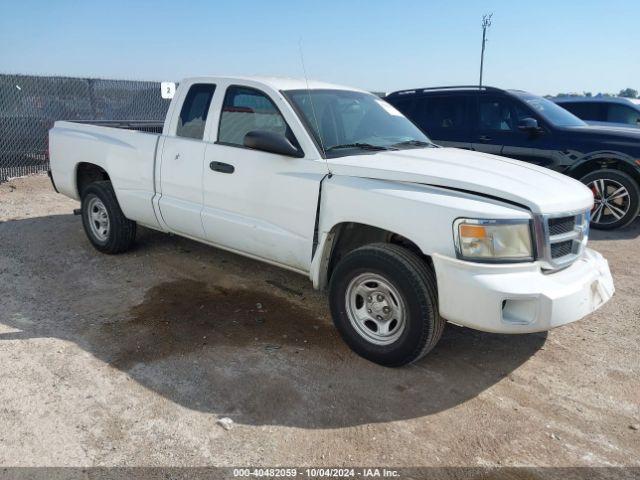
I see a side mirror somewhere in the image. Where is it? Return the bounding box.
[243,130,303,158]
[517,117,541,133]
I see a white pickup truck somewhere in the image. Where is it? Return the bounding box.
[49,76,614,366]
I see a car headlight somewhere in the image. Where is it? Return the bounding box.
[454,218,533,262]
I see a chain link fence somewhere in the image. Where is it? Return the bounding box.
[0,74,172,183]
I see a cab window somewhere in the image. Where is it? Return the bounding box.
[218,86,294,146]
[176,84,216,139]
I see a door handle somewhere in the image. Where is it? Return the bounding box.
[209,161,235,174]
[477,135,492,143]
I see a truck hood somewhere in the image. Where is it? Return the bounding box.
[327,147,593,214]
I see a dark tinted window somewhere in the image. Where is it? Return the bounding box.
[390,94,469,136]
[218,86,290,146]
[478,96,525,131]
[606,104,640,125]
[420,95,469,132]
[560,102,602,121]
[478,95,545,132]
[387,97,418,121]
[177,84,216,139]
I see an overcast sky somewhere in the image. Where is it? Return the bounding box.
[1,0,639,96]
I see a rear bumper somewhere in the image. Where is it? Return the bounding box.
[432,248,614,334]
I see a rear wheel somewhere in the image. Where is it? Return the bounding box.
[81,181,136,254]
[329,243,444,367]
[581,169,640,230]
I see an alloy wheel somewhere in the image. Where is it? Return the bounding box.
[588,178,631,226]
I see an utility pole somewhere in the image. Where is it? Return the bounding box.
[479,13,493,88]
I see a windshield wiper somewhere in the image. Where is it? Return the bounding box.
[391,139,434,148]
[325,142,394,152]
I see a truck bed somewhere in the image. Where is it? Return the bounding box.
[68,120,164,134]
[49,120,162,229]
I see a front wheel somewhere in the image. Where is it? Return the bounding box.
[581,169,640,230]
[328,243,444,367]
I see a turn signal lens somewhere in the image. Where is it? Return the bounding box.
[459,224,487,239]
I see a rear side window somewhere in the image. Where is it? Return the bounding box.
[420,95,469,131]
[218,86,291,146]
[561,102,602,121]
[176,84,216,139]
[392,95,470,135]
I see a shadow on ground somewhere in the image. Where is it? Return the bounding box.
[1,214,547,429]
[590,216,640,241]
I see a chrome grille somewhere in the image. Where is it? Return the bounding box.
[534,210,590,271]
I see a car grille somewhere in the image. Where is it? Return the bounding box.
[534,211,590,271]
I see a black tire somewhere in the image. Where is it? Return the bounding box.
[580,169,640,230]
[81,181,136,254]
[328,243,444,367]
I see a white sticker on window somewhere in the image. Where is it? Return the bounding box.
[375,98,404,116]
[161,82,176,99]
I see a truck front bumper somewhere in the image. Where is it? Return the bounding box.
[432,248,614,334]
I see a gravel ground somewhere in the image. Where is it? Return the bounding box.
[0,174,638,469]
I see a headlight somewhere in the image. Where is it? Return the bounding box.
[454,218,533,262]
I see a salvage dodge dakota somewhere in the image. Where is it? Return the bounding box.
[48,76,614,366]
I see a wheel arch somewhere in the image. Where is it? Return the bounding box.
[311,221,432,290]
[567,156,640,186]
[76,162,111,198]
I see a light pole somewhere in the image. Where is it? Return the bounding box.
[479,13,493,88]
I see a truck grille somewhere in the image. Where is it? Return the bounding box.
[548,216,577,236]
[534,211,590,271]
[551,240,574,258]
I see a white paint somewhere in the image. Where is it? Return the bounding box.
[48,75,613,335]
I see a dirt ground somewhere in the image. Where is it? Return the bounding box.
[0,174,638,469]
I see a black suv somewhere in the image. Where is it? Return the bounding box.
[385,86,640,229]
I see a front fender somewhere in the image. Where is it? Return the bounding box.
[309,175,531,289]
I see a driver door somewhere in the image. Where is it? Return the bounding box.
[201,85,327,272]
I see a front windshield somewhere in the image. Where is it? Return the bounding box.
[515,93,587,127]
[284,89,433,156]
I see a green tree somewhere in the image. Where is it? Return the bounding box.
[618,88,638,98]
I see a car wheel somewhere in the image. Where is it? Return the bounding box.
[328,243,444,367]
[581,169,640,230]
[81,181,136,253]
